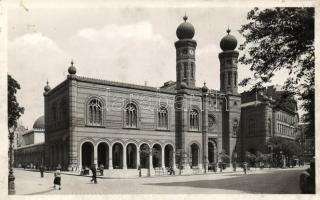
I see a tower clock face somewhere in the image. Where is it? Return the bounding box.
[189,49,194,55]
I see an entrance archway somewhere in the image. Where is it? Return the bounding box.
[98,143,108,169]
[139,143,150,168]
[112,143,123,169]
[191,143,199,167]
[152,144,162,168]
[81,142,94,168]
[208,141,216,164]
[164,144,174,167]
[126,143,137,169]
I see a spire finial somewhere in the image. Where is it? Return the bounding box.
[204,81,206,86]
[227,26,231,34]
[71,60,74,66]
[183,13,188,22]
[46,80,49,86]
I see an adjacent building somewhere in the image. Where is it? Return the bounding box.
[239,85,299,159]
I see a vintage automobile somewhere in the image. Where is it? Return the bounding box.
[300,157,315,194]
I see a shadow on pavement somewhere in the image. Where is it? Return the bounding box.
[144,170,303,194]
[27,187,55,195]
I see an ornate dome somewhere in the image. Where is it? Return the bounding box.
[44,81,51,92]
[220,28,237,51]
[68,60,77,75]
[176,15,195,40]
[33,116,45,129]
[201,82,208,93]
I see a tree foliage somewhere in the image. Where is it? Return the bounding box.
[268,136,301,158]
[8,74,24,129]
[239,7,314,137]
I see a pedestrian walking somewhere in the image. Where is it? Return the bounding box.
[39,165,44,178]
[169,165,175,175]
[53,168,61,190]
[90,164,97,184]
[243,162,248,174]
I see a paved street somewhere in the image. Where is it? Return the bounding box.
[14,167,305,195]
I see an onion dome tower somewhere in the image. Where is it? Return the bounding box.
[175,14,197,89]
[68,60,77,75]
[44,80,51,94]
[219,28,239,94]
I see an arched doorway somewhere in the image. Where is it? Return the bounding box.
[112,143,123,169]
[98,143,108,169]
[208,142,214,164]
[126,143,137,169]
[191,143,199,167]
[81,142,94,168]
[164,144,174,168]
[139,143,150,168]
[152,144,162,168]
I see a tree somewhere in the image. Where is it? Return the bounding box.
[8,74,24,129]
[268,136,301,159]
[239,8,315,137]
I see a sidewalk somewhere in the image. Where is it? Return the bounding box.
[19,165,307,179]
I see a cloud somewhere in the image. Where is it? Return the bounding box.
[69,21,174,87]
[8,33,69,128]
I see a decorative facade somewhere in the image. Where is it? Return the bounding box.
[15,16,242,173]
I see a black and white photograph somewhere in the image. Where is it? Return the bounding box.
[1,0,318,198]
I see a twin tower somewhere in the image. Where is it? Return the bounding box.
[175,15,239,94]
[174,15,241,168]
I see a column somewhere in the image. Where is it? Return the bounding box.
[161,147,165,168]
[123,146,127,169]
[109,147,113,169]
[172,151,177,171]
[94,145,98,165]
[136,150,140,169]
[149,151,153,169]
[79,145,82,170]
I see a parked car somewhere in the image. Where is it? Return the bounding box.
[300,157,315,194]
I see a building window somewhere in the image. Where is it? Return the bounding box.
[268,118,272,136]
[190,109,199,131]
[191,63,194,79]
[233,119,239,136]
[234,72,237,86]
[125,103,138,128]
[184,62,188,79]
[208,115,216,129]
[87,98,103,126]
[157,106,168,130]
[249,119,255,136]
[228,71,231,85]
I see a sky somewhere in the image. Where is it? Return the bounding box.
[7,5,291,129]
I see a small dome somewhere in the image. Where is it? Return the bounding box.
[180,82,187,89]
[68,60,77,75]
[220,29,237,51]
[33,116,45,129]
[44,81,51,92]
[202,82,208,93]
[176,15,195,40]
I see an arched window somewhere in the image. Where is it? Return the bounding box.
[249,119,255,136]
[87,98,103,126]
[183,62,187,79]
[125,103,137,128]
[233,119,239,136]
[268,118,272,136]
[190,63,194,79]
[190,109,199,131]
[208,115,216,130]
[157,106,168,129]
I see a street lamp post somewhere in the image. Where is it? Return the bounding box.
[8,126,16,195]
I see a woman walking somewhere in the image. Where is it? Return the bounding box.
[53,167,62,190]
